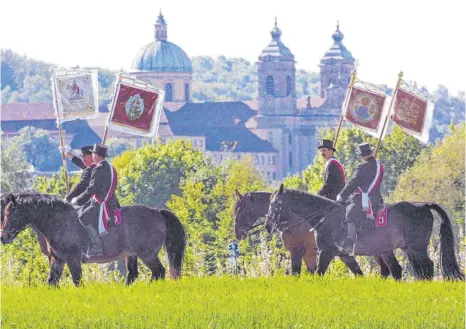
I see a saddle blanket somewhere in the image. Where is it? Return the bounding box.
[375,206,388,227]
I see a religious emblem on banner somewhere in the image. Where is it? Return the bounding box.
[345,86,387,134]
[52,70,99,122]
[107,74,164,137]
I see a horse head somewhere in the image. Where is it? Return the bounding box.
[1,194,25,244]
[234,190,261,240]
[265,184,288,234]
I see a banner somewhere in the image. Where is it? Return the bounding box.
[107,74,165,138]
[51,69,99,123]
[390,81,434,144]
[343,83,389,138]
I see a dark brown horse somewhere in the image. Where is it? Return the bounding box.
[1,193,186,286]
[234,191,364,276]
[266,185,464,281]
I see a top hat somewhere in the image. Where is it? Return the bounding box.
[317,139,336,152]
[358,143,374,156]
[81,145,93,156]
[91,144,108,158]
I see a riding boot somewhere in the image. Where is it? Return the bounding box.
[336,223,357,255]
[84,225,103,258]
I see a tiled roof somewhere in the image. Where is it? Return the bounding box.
[1,102,55,121]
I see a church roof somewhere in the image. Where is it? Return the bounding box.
[131,12,192,73]
[259,18,294,62]
[321,22,354,63]
[165,102,277,153]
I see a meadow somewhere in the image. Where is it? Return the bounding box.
[1,276,463,329]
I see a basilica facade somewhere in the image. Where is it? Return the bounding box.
[130,12,356,180]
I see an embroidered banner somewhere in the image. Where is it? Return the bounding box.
[107,74,164,137]
[390,82,434,144]
[52,69,99,123]
[344,86,388,137]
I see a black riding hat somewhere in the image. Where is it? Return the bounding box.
[317,139,336,152]
[358,143,374,156]
[91,144,108,158]
[81,145,93,156]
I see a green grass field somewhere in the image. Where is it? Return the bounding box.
[1,276,464,329]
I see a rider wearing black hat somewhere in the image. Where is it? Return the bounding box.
[316,139,346,200]
[71,144,120,257]
[336,143,385,254]
[65,146,95,203]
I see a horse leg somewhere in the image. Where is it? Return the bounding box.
[338,255,364,276]
[289,246,304,275]
[125,256,139,285]
[139,253,166,281]
[316,249,335,276]
[405,249,434,280]
[381,252,403,281]
[374,255,391,278]
[48,256,65,287]
[66,256,83,287]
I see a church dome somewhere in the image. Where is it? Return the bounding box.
[131,12,192,73]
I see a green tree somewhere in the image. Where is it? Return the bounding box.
[1,137,32,193]
[106,137,137,158]
[113,139,211,207]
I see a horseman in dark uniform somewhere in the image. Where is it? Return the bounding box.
[336,143,384,254]
[316,139,346,200]
[71,144,120,257]
[64,146,95,202]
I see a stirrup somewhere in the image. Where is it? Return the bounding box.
[335,240,355,256]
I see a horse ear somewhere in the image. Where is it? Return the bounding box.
[235,189,244,201]
[7,194,16,206]
[279,184,284,194]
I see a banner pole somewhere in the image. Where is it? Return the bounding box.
[58,122,70,194]
[374,71,404,158]
[333,69,357,149]
[102,126,109,145]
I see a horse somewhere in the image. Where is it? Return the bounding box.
[1,193,186,286]
[265,184,464,281]
[234,190,364,276]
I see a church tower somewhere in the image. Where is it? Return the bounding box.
[319,22,355,104]
[257,18,297,116]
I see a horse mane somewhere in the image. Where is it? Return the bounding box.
[2,193,74,212]
[282,189,335,207]
[233,191,271,216]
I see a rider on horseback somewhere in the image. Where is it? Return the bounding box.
[71,144,120,257]
[65,145,95,202]
[336,143,384,254]
[316,139,346,200]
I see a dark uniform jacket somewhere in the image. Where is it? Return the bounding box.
[339,156,383,209]
[317,157,345,200]
[74,160,120,225]
[65,156,94,202]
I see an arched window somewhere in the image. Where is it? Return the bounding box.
[266,75,274,96]
[288,152,293,168]
[184,83,190,101]
[288,133,292,144]
[286,76,292,96]
[165,83,173,102]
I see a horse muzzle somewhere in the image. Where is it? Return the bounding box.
[0,232,15,244]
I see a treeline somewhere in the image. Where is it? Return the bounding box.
[2,49,464,142]
[1,124,464,285]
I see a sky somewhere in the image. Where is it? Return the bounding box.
[2,0,465,94]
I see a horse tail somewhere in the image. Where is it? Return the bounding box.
[425,203,464,280]
[160,209,186,279]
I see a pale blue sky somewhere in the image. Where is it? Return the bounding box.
[2,0,465,94]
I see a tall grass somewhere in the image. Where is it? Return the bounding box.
[2,276,463,329]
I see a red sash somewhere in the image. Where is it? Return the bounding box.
[327,158,346,183]
[354,161,384,219]
[93,161,118,236]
